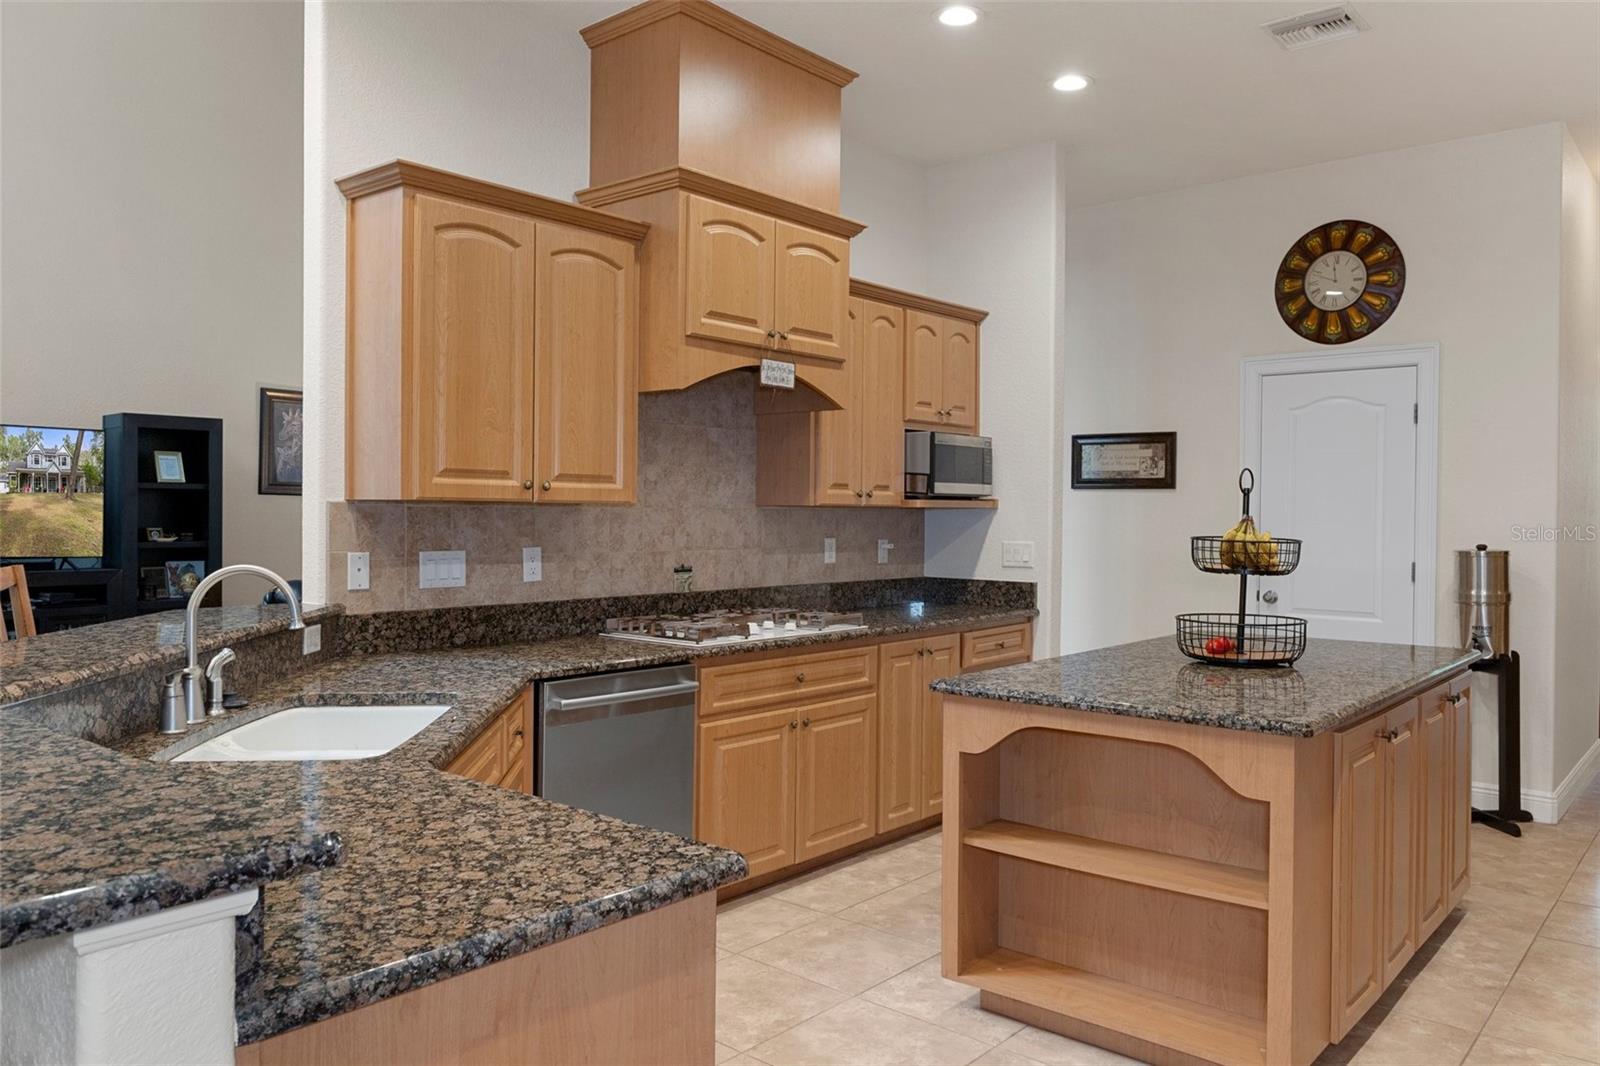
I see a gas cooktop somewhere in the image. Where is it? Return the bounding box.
[601,608,867,647]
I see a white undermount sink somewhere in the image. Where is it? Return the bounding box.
[171,704,450,762]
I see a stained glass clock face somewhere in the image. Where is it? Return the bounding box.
[1275,221,1405,344]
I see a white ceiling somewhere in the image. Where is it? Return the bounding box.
[722,0,1600,207]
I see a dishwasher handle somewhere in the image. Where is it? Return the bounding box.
[544,679,700,714]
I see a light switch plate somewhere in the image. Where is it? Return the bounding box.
[346,551,370,591]
[1002,541,1035,568]
[823,537,836,564]
[522,546,543,583]
[877,539,894,564]
[302,624,322,655]
[418,550,466,589]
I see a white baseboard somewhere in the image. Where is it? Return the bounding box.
[1471,737,1600,825]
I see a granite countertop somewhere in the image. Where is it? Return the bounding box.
[933,636,1480,737]
[4,598,1035,1042]
[0,603,344,703]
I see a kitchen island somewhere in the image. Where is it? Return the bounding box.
[932,637,1481,1066]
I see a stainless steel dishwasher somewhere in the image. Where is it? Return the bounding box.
[537,665,698,837]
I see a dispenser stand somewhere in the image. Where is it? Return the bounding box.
[1469,650,1533,837]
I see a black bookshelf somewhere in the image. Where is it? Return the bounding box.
[104,413,223,615]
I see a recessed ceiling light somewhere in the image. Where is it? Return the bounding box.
[1051,72,1092,93]
[938,5,980,27]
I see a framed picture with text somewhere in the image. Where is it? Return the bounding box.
[1071,432,1177,489]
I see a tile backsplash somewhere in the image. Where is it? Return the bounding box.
[327,373,927,613]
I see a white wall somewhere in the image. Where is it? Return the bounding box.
[840,136,930,294]
[1061,124,1576,798]
[921,142,1066,652]
[303,0,598,603]
[1,1,303,604]
[1554,129,1600,793]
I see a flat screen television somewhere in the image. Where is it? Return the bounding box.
[0,424,107,566]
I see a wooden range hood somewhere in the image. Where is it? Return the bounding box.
[577,0,866,407]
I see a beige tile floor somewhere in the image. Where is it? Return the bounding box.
[713,773,1600,1066]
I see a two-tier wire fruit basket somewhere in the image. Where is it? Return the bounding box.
[1177,468,1307,667]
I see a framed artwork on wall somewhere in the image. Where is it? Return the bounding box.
[1071,432,1177,489]
[258,387,303,496]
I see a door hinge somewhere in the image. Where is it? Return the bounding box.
[1413,402,1419,425]
[1411,561,1416,583]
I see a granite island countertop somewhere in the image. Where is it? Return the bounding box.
[933,636,1480,737]
[4,596,1035,1042]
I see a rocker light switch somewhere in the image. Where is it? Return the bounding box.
[418,550,466,589]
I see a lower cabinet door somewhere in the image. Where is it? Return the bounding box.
[696,707,797,879]
[1450,686,1472,905]
[920,634,961,818]
[877,639,924,833]
[795,694,877,863]
[1417,687,1452,939]
[1382,700,1421,985]
[1332,715,1388,1040]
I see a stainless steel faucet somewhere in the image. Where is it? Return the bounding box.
[166,564,304,731]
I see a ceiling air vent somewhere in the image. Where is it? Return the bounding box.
[1262,5,1370,50]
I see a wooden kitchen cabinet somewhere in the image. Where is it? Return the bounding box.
[904,309,979,432]
[411,193,539,501]
[960,623,1033,672]
[1449,682,1472,907]
[697,706,799,878]
[446,688,533,793]
[755,295,904,506]
[683,194,848,361]
[1381,699,1420,986]
[533,223,639,503]
[878,632,961,831]
[338,161,647,502]
[795,694,878,861]
[1417,689,1452,939]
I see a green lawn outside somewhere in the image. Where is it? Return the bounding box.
[0,493,105,556]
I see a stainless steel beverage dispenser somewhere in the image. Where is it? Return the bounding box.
[1456,544,1510,656]
[1458,544,1530,837]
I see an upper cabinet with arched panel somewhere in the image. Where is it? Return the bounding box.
[338,161,647,503]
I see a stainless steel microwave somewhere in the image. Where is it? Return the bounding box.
[905,431,993,498]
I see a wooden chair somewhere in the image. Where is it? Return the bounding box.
[1,565,37,640]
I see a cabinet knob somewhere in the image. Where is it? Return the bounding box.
[795,672,806,682]
[1445,693,1464,705]
[855,489,864,498]
[802,717,811,728]
[522,480,534,490]
[866,489,874,498]
[512,727,524,738]
[790,719,798,730]
[767,329,778,340]
[542,480,552,491]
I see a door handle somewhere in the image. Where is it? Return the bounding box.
[1262,590,1279,605]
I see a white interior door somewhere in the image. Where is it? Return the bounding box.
[1256,365,1418,644]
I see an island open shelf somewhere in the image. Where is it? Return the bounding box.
[941,700,1327,1066]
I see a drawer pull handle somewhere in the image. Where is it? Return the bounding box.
[795,672,806,682]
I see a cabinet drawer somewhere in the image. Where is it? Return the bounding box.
[699,645,877,718]
[961,623,1031,671]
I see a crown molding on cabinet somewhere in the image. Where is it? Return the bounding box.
[336,160,651,242]
[577,167,868,240]
[580,0,858,88]
[849,279,990,324]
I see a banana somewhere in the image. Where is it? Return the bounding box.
[1219,516,1255,569]
[1245,529,1279,570]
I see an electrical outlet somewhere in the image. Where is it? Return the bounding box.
[418,550,466,589]
[522,546,543,582]
[823,537,836,564]
[302,624,322,655]
[1002,541,1035,568]
[877,539,894,564]
[346,551,370,591]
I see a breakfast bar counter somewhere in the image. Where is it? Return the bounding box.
[931,637,1480,1066]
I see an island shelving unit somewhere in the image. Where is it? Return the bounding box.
[935,638,1480,1066]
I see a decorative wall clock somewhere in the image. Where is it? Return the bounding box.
[1274,220,1405,344]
